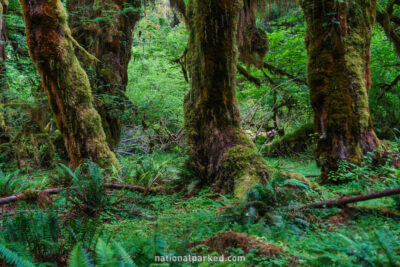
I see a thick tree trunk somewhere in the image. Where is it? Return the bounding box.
[20,0,119,170]
[66,0,141,149]
[300,0,380,180]
[0,0,8,145]
[185,0,270,198]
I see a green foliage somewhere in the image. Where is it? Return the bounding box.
[68,239,137,267]
[68,243,93,267]
[0,242,35,267]
[127,10,188,133]
[1,211,63,263]
[0,168,24,197]
[62,161,113,216]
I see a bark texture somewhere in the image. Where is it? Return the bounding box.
[301,0,379,180]
[20,0,119,169]
[0,0,8,145]
[185,0,270,198]
[66,0,141,149]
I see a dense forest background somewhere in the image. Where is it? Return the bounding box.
[1,0,400,266]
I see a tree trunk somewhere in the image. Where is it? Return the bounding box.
[300,0,380,180]
[184,0,270,198]
[0,0,8,145]
[20,0,119,170]
[66,0,141,149]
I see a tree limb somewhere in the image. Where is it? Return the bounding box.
[237,65,261,87]
[298,187,400,210]
[0,183,155,206]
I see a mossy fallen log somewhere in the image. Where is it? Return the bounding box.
[0,183,155,206]
[262,123,314,157]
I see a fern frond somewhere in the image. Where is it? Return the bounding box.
[112,241,136,266]
[0,242,35,267]
[68,243,93,267]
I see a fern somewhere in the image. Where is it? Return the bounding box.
[68,243,93,267]
[376,231,398,266]
[0,242,35,267]
[96,238,115,265]
[112,241,136,266]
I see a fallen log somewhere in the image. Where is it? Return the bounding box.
[299,187,400,210]
[0,183,154,206]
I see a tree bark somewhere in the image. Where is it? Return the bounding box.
[20,0,119,170]
[300,0,380,180]
[0,0,8,146]
[66,0,141,149]
[184,0,271,198]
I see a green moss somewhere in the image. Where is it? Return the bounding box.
[224,145,270,199]
[263,123,314,157]
[302,0,379,179]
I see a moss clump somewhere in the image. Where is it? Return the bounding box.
[19,189,38,202]
[224,144,270,199]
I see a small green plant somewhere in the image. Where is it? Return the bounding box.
[68,238,136,267]
[0,169,23,197]
[0,241,35,267]
[1,211,64,263]
[128,155,172,188]
[62,161,116,216]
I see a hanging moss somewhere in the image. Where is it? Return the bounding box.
[301,0,380,181]
[20,0,119,170]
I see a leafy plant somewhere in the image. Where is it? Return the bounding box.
[62,161,115,216]
[0,241,35,267]
[68,238,136,267]
[0,169,23,197]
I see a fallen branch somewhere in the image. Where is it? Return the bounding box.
[299,187,400,210]
[0,183,154,206]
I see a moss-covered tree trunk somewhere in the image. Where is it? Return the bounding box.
[185,0,270,198]
[20,0,119,169]
[301,0,379,180]
[0,0,8,145]
[66,0,141,149]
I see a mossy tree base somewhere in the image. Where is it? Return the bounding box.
[20,0,119,170]
[301,0,380,181]
[185,0,271,199]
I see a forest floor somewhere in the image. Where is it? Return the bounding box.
[2,154,399,266]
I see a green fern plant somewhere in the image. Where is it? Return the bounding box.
[68,239,137,267]
[2,211,63,262]
[0,169,24,197]
[131,156,171,188]
[0,242,35,267]
[62,161,114,216]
